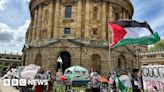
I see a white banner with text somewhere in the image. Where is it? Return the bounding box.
[142,65,164,92]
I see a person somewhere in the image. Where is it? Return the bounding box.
[64,70,72,91]
[90,71,100,92]
[56,68,63,81]
[108,72,117,92]
[47,70,54,92]
[34,69,44,92]
[131,68,143,92]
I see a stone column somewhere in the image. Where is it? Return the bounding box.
[123,10,126,19]
[32,10,38,41]
[76,0,82,38]
[84,0,90,39]
[108,3,113,41]
[121,9,124,19]
[101,1,106,40]
[53,0,60,39]
[59,2,64,38]
[108,3,113,72]
[28,21,33,43]
[41,6,45,39]
[126,12,129,19]
[47,0,53,39]
[109,3,113,21]
[36,5,42,41]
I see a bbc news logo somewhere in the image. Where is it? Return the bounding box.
[3,79,48,86]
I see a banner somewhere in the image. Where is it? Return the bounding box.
[20,64,41,79]
[142,65,164,92]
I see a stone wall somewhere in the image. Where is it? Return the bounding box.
[24,0,140,76]
[26,0,133,44]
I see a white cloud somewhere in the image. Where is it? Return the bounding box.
[26,0,30,2]
[0,19,30,54]
[0,0,8,10]
[132,0,164,38]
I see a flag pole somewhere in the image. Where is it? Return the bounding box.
[108,20,114,73]
[60,62,63,73]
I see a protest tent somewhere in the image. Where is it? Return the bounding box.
[64,66,89,79]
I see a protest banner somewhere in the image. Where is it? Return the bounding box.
[142,65,164,92]
[20,64,41,79]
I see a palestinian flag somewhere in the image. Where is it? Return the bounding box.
[109,20,160,48]
[115,77,128,92]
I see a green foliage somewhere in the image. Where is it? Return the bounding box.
[149,39,164,51]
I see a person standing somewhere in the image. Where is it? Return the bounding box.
[91,71,100,92]
[131,69,143,92]
[64,70,72,91]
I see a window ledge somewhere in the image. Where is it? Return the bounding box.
[63,18,74,22]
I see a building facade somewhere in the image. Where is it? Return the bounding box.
[24,0,144,76]
[0,53,22,71]
[139,50,164,66]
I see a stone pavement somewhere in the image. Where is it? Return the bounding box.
[0,78,19,92]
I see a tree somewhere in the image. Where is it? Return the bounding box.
[149,39,164,51]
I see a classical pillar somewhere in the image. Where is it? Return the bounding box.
[53,0,60,39]
[36,5,42,41]
[121,9,124,19]
[108,3,113,72]
[84,0,90,39]
[123,10,126,19]
[109,3,113,21]
[32,10,38,41]
[108,3,113,41]
[47,0,53,39]
[59,2,64,38]
[126,12,129,19]
[76,0,82,38]
[101,1,106,40]
[28,21,33,43]
[41,6,45,39]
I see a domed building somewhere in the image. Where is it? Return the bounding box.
[23,0,146,76]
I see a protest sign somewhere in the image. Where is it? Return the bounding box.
[20,64,41,79]
[142,65,164,92]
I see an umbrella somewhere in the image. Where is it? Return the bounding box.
[100,76,109,83]
[119,75,132,88]
[64,66,89,79]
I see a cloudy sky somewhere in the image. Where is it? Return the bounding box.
[0,0,163,54]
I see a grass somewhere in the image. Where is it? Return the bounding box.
[53,82,86,92]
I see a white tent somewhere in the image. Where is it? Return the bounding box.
[64,66,89,79]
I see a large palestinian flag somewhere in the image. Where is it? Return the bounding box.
[109,20,160,48]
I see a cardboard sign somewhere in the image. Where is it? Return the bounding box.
[142,65,164,92]
[20,64,41,79]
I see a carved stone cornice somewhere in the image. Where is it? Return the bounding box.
[28,39,109,48]
[61,0,77,3]
[30,0,48,13]
[30,0,134,16]
[108,0,134,16]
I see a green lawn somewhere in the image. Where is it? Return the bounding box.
[53,82,86,92]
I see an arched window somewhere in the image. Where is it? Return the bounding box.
[90,54,101,74]
[35,53,42,66]
[92,28,98,35]
[117,55,126,71]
